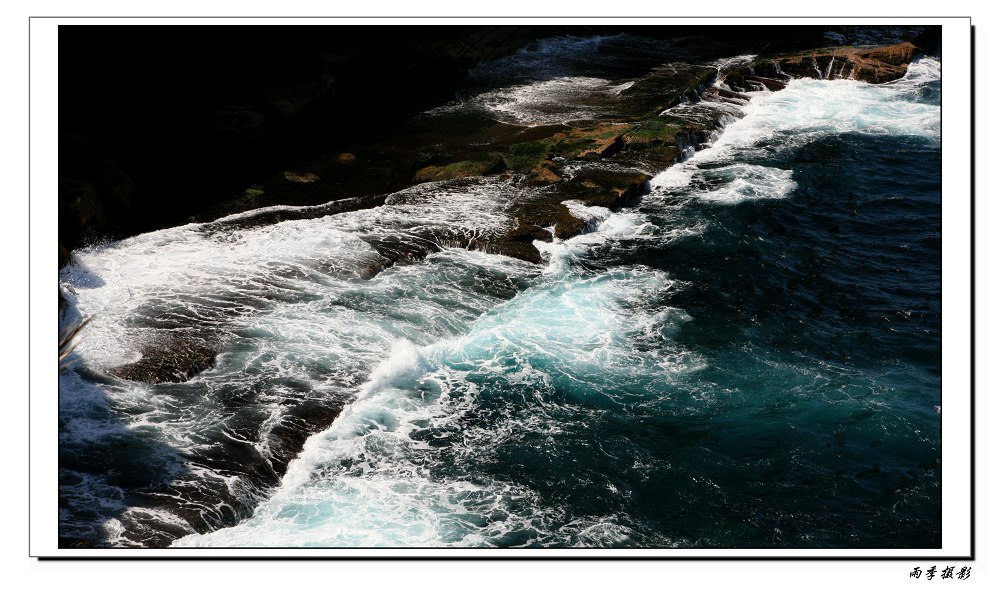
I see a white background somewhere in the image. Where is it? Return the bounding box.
[6,2,994,588]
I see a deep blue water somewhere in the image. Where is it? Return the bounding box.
[551,131,942,547]
[378,132,943,549]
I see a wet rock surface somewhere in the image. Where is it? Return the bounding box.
[108,337,217,384]
[724,42,920,89]
[58,26,938,267]
[182,39,925,265]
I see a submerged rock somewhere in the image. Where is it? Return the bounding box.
[109,337,217,384]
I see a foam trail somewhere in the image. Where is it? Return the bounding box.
[175,229,702,547]
[57,175,530,547]
[432,76,635,126]
[652,58,940,203]
[535,200,656,275]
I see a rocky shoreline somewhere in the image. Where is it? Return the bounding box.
[183,41,921,268]
[58,26,937,266]
[59,33,929,388]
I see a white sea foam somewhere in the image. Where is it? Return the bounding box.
[433,33,685,127]
[710,54,757,73]
[174,260,701,547]
[534,200,656,275]
[895,56,941,86]
[59,179,517,370]
[435,76,632,126]
[651,61,940,202]
[173,339,535,547]
[719,70,941,146]
[694,163,798,204]
[58,175,533,546]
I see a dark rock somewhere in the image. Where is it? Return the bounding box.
[701,86,751,105]
[261,74,335,118]
[493,167,651,261]
[59,178,106,228]
[493,222,554,264]
[525,160,563,186]
[729,42,919,88]
[414,154,507,182]
[857,42,919,66]
[58,179,101,268]
[578,134,625,159]
[59,134,136,260]
[713,87,752,101]
[551,206,592,240]
[212,104,269,141]
[558,169,651,211]
[620,63,719,116]
[109,337,217,384]
[743,75,787,91]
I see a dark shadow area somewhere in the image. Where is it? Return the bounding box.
[58,300,196,547]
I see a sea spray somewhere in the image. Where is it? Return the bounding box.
[176,258,701,547]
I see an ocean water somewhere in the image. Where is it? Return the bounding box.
[58,36,941,549]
